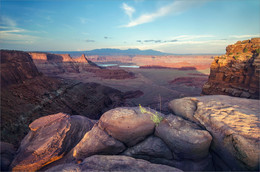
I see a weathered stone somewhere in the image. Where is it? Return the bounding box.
[98,107,160,146]
[10,113,93,171]
[168,97,199,123]
[194,95,260,171]
[202,38,260,99]
[0,142,16,171]
[46,155,182,172]
[71,124,126,161]
[155,114,212,160]
[122,136,172,160]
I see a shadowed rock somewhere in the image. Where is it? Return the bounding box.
[0,142,16,171]
[155,115,212,160]
[122,135,173,160]
[10,113,93,171]
[71,124,126,161]
[46,155,183,172]
[98,107,161,146]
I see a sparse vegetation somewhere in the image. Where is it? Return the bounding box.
[139,104,163,126]
[256,48,260,54]
[234,55,239,60]
[243,48,248,53]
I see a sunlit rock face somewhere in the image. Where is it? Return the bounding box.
[10,113,94,171]
[169,95,260,171]
[202,38,260,99]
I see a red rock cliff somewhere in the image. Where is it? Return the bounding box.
[202,38,260,99]
[1,50,41,88]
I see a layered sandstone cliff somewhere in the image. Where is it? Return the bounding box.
[202,38,260,99]
[0,50,135,146]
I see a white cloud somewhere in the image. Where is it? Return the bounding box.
[121,3,135,19]
[79,17,88,24]
[122,0,207,27]
[0,16,16,27]
[171,35,215,40]
[229,34,260,39]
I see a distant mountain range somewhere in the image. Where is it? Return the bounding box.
[48,48,172,57]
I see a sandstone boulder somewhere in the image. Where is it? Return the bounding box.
[155,115,212,160]
[170,95,260,171]
[122,135,173,160]
[47,155,183,172]
[98,107,162,146]
[194,95,260,171]
[10,113,93,171]
[0,142,16,171]
[168,97,199,123]
[71,124,126,161]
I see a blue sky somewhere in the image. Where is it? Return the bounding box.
[0,0,259,54]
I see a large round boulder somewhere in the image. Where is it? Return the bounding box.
[98,107,162,146]
[155,114,212,160]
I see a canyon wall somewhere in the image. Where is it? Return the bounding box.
[202,38,260,99]
[0,50,134,146]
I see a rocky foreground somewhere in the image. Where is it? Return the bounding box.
[1,95,259,171]
[202,38,260,99]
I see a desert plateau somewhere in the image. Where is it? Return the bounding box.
[1,0,260,172]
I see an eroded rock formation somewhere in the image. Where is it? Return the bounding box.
[202,38,260,99]
[29,52,135,79]
[168,95,260,171]
[0,50,135,147]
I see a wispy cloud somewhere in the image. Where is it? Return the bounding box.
[0,16,39,44]
[85,39,95,42]
[122,0,207,27]
[137,39,178,43]
[79,17,88,24]
[121,3,135,19]
[104,36,112,39]
[0,16,16,27]
[171,35,215,40]
[229,34,260,39]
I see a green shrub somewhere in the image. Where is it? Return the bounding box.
[234,55,239,60]
[139,104,163,126]
[228,53,233,56]
[243,48,248,53]
[256,48,260,54]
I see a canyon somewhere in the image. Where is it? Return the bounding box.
[1,38,260,171]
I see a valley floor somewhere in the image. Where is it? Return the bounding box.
[56,68,210,113]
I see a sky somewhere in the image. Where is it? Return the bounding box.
[0,0,260,54]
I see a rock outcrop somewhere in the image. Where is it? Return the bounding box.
[202,38,260,99]
[0,142,16,171]
[29,52,135,79]
[10,113,94,171]
[168,95,260,171]
[11,107,212,171]
[1,50,40,88]
[46,155,183,172]
[0,50,134,147]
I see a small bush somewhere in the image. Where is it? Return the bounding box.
[246,55,251,58]
[234,55,239,60]
[139,104,163,126]
[243,48,248,53]
[228,53,233,56]
[256,48,260,54]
